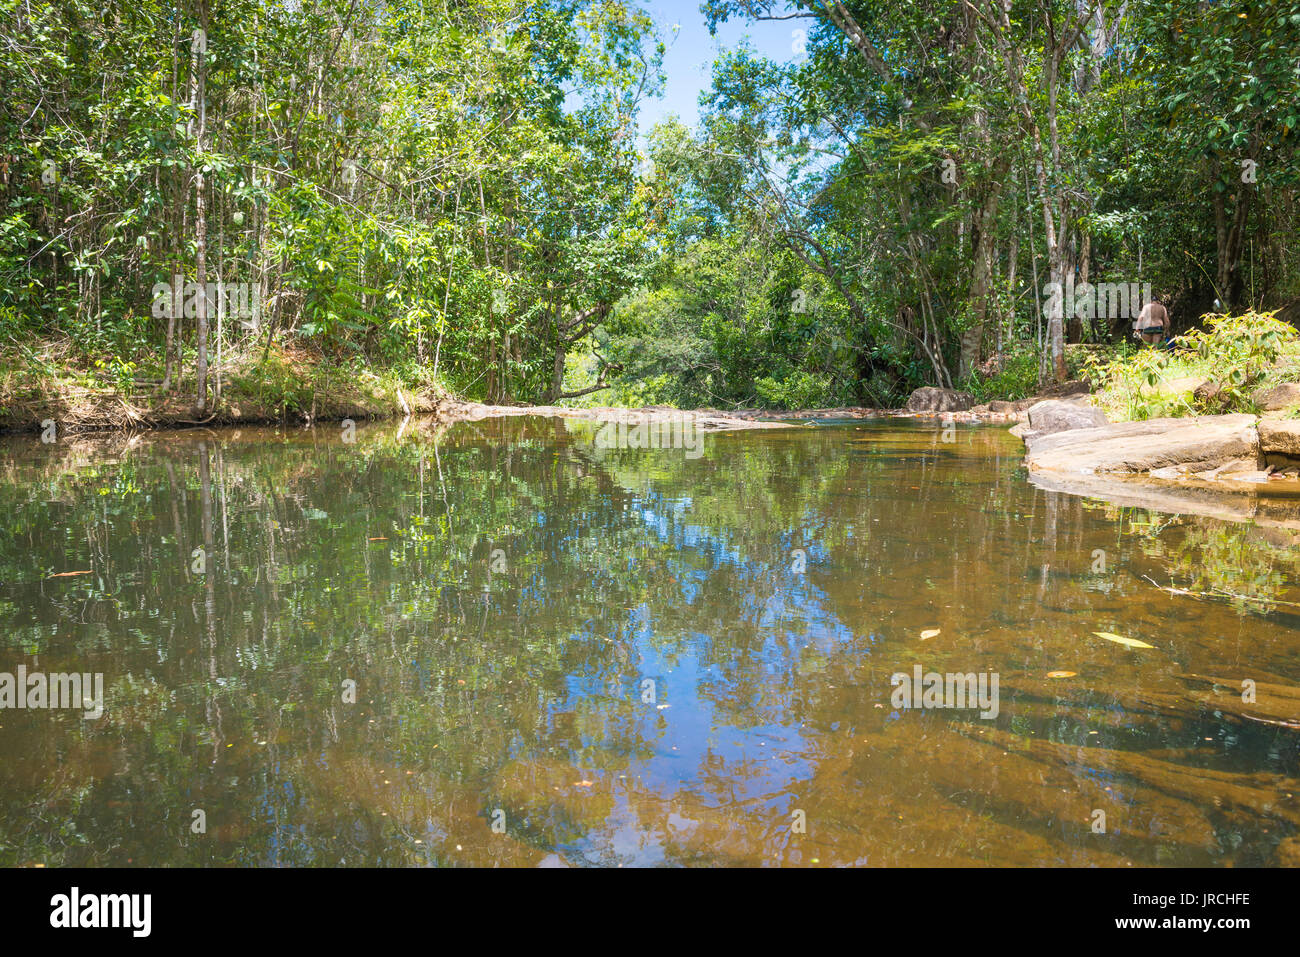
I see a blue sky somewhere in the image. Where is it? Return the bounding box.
[635,1,800,134]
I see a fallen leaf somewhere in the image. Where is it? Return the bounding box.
[920,628,941,640]
[1046,670,1077,679]
[1093,631,1154,649]
[48,570,92,578]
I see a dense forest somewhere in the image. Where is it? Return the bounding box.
[2,0,1299,418]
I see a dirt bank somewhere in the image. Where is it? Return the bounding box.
[1,384,1030,436]
[0,341,453,434]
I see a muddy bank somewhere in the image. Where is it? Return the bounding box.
[724,404,1026,424]
[0,393,828,440]
[435,399,1049,433]
[3,352,1069,435]
[2,388,1034,437]
[436,401,800,431]
[0,347,459,434]
[0,384,454,434]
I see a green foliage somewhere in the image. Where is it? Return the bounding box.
[3,0,1300,417]
[1178,311,1299,402]
[683,0,1300,407]
[1085,310,1300,420]
[1084,344,1194,421]
[754,370,834,410]
[94,355,138,395]
[0,0,660,409]
[600,233,860,409]
[962,349,1041,403]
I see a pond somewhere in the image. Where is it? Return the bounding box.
[1,416,1298,866]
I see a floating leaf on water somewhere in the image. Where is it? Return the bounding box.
[1046,670,1077,678]
[1093,631,1154,649]
[920,628,941,640]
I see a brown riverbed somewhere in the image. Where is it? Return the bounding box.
[0,414,1297,866]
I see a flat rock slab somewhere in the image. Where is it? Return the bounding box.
[1025,414,1259,475]
[1259,418,1300,455]
[1253,382,1300,411]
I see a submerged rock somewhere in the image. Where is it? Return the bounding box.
[905,387,974,413]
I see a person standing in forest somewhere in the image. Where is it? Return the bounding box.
[1134,297,1171,346]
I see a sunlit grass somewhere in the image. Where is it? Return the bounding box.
[1084,311,1300,422]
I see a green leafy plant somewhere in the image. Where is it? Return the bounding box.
[1176,311,1298,412]
[1085,311,1299,420]
[964,348,1040,402]
[94,355,138,395]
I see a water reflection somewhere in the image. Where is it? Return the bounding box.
[0,417,1297,866]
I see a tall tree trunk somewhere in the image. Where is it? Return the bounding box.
[1075,232,1091,341]
[1042,24,1069,382]
[162,7,182,394]
[1004,195,1019,357]
[1214,165,1253,309]
[549,340,565,404]
[192,8,210,415]
[961,160,1010,378]
[985,0,1086,384]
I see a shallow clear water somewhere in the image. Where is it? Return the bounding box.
[1,416,1298,866]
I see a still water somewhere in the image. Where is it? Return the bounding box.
[1,416,1298,866]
